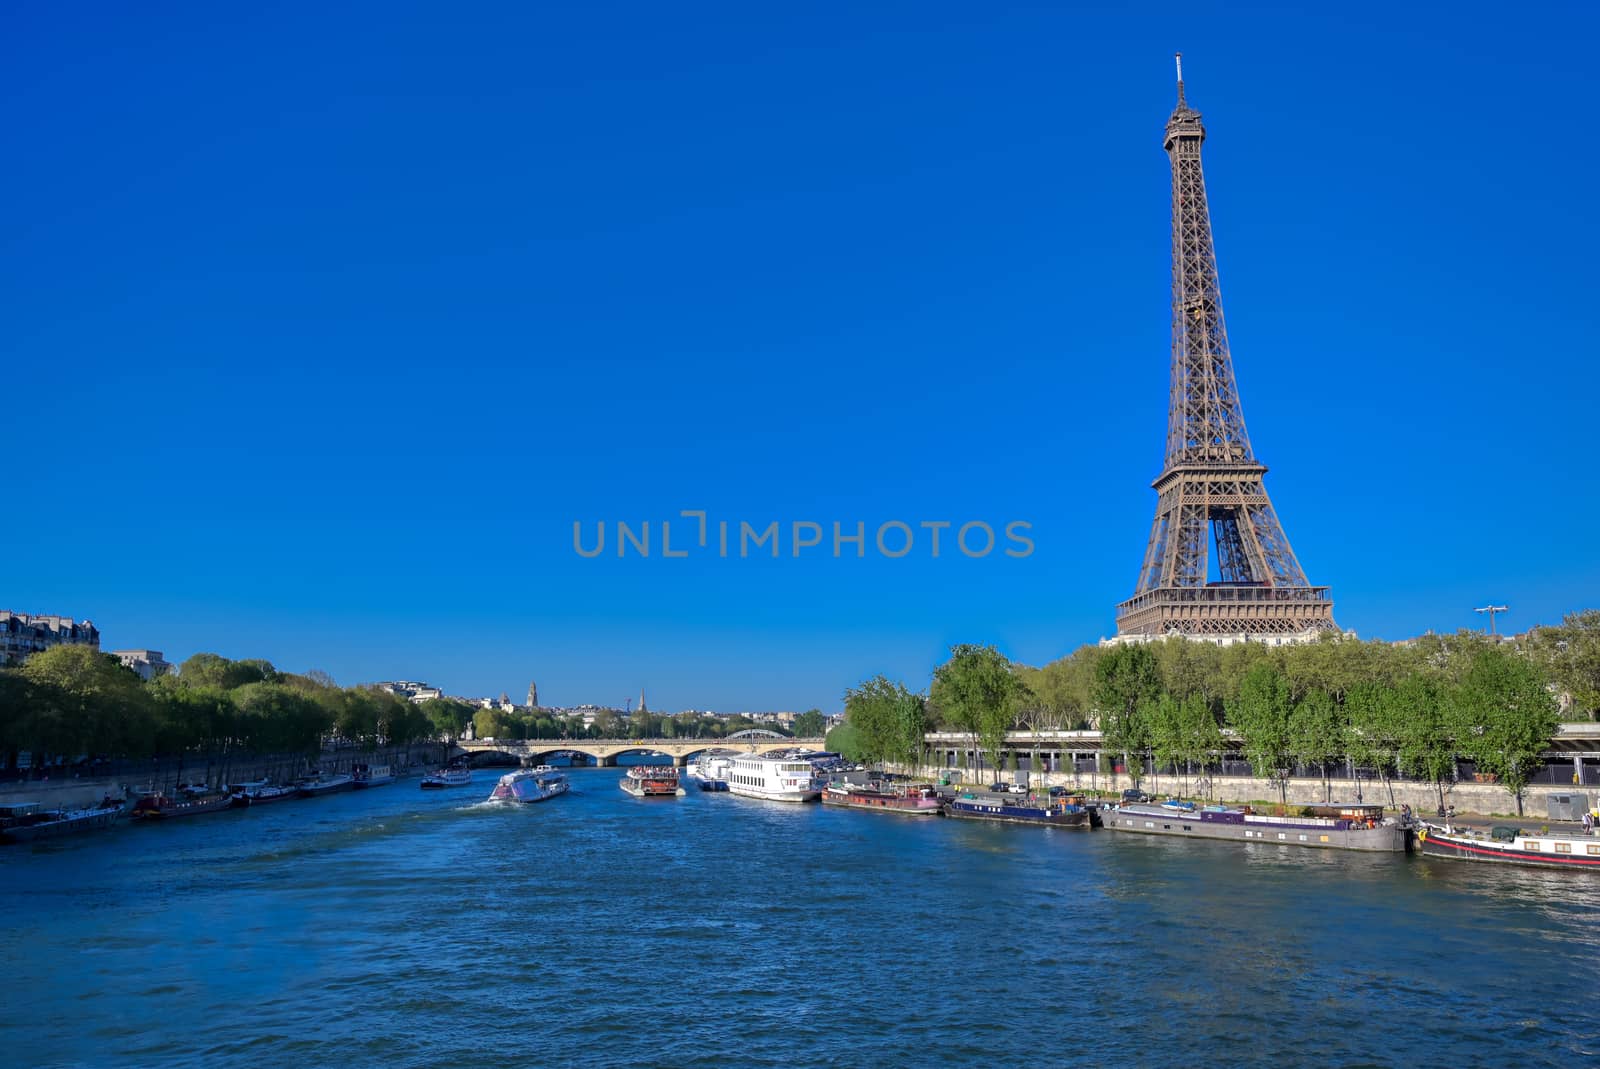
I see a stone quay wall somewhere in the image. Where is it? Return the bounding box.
[895,764,1595,819]
[0,744,448,807]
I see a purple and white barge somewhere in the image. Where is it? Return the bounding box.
[1103,801,1406,852]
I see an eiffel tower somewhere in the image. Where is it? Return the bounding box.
[1115,56,1337,641]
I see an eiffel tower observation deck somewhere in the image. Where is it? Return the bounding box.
[1114,56,1337,644]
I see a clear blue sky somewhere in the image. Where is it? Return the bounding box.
[7,2,1598,711]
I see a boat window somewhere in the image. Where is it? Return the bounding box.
[1588,845,1600,856]
[1523,841,1541,851]
[1555,842,1572,854]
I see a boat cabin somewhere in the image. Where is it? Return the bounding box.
[1305,803,1385,822]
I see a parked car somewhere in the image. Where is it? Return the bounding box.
[1005,783,1029,794]
[1122,788,1150,803]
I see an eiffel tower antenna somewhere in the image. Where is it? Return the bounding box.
[1114,58,1338,643]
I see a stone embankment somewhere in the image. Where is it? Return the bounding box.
[903,765,1594,818]
[0,744,448,807]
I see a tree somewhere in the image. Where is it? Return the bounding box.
[931,645,1023,780]
[1149,691,1221,798]
[1449,645,1559,816]
[794,709,826,738]
[1345,681,1401,806]
[825,720,866,762]
[1227,662,1294,803]
[1527,610,1600,719]
[421,698,475,746]
[19,645,154,760]
[1288,688,1344,803]
[1093,644,1160,785]
[842,676,925,768]
[1390,676,1457,813]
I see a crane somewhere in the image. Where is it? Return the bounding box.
[1474,604,1509,635]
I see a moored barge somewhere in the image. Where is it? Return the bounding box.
[620,766,681,798]
[821,781,941,815]
[1416,824,1600,869]
[942,789,1092,828]
[296,772,356,797]
[131,788,234,820]
[1103,801,1405,852]
[0,798,126,842]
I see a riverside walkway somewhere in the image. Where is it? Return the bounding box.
[455,734,825,767]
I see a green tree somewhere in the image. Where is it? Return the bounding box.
[19,645,154,760]
[1092,644,1160,785]
[1528,610,1600,719]
[1345,681,1402,806]
[825,720,866,763]
[1227,662,1294,803]
[842,675,924,768]
[794,709,826,737]
[421,698,475,746]
[931,645,1022,780]
[1288,687,1344,803]
[1448,645,1560,816]
[1390,676,1457,812]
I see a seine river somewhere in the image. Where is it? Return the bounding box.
[4,766,1598,1068]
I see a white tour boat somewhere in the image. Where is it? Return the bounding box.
[726,754,820,803]
[488,766,569,804]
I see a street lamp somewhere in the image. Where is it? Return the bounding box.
[1474,604,1509,635]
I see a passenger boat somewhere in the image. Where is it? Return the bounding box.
[351,763,394,788]
[942,789,1091,828]
[688,753,733,791]
[228,783,296,808]
[421,767,473,789]
[1102,801,1405,852]
[821,780,941,815]
[296,772,356,798]
[130,787,234,820]
[0,798,126,843]
[488,766,569,804]
[619,766,681,798]
[725,754,819,803]
[1416,823,1600,869]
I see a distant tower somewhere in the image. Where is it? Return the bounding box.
[527,680,539,708]
[638,688,648,715]
[1115,55,1337,641]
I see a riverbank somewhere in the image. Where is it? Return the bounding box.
[0,744,448,807]
[901,764,1592,820]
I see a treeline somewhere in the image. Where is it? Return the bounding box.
[832,613,1600,813]
[0,647,473,769]
[468,707,827,742]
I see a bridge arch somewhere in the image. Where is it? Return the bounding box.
[453,737,823,768]
[724,728,788,740]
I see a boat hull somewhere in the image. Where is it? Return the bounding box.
[489,772,569,804]
[1417,827,1600,868]
[620,779,679,797]
[1,807,123,842]
[421,770,472,788]
[943,798,1090,828]
[130,794,234,820]
[297,775,356,798]
[1103,805,1406,852]
[822,787,942,815]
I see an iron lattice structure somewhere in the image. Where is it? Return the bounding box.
[1115,58,1336,639]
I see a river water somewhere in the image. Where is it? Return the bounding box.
[4,766,1598,1068]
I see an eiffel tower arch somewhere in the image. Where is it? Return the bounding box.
[1113,57,1338,644]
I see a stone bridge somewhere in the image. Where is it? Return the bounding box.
[454,736,826,768]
